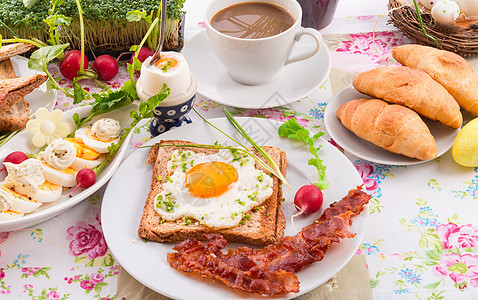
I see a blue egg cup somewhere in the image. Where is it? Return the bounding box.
[149,94,196,137]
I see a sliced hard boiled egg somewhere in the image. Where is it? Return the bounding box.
[71,156,105,170]
[65,138,104,170]
[42,163,77,187]
[0,185,42,213]
[75,127,119,153]
[10,180,62,203]
[0,210,24,221]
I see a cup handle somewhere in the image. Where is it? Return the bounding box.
[285,27,321,66]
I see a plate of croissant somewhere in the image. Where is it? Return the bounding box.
[324,44,478,165]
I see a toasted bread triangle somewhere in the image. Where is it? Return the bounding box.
[0,74,46,115]
[0,43,35,62]
[0,59,30,131]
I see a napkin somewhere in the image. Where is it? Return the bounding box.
[115,255,372,300]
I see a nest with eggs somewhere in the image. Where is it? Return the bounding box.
[388,0,478,56]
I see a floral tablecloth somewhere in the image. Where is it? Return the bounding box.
[2,7,478,300]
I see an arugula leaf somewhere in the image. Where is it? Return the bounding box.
[73,81,87,104]
[278,118,328,190]
[27,44,68,72]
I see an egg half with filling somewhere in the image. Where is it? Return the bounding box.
[75,118,121,153]
[37,139,78,187]
[154,149,273,229]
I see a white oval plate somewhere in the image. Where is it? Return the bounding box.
[102,117,367,299]
[182,30,331,109]
[0,104,136,232]
[324,86,460,165]
[10,56,57,112]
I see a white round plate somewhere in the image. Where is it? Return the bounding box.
[102,117,367,299]
[10,56,57,112]
[181,30,331,109]
[324,86,461,165]
[0,104,136,232]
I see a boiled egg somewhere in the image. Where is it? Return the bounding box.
[154,149,273,229]
[9,180,62,203]
[65,138,105,170]
[0,210,24,221]
[0,183,42,213]
[75,118,121,153]
[42,164,77,187]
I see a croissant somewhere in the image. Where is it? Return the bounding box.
[393,44,478,117]
[336,99,438,160]
[352,66,462,128]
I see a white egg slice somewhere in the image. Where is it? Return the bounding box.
[70,155,105,170]
[0,210,24,221]
[75,127,119,153]
[42,163,77,187]
[10,180,62,203]
[0,185,42,213]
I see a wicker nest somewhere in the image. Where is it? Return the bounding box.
[388,0,478,56]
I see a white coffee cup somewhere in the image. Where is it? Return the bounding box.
[205,0,322,85]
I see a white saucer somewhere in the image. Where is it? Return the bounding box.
[182,30,331,109]
[324,86,460,165]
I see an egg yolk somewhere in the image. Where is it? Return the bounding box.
[154,56,179,72]
[38,181,60,191]
[185,162,238,198]
[65,138,100,160]
[2,186,37,202]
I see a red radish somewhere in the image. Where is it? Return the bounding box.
[64,169,96,197]
[92,54,119,81]
[291,184,324,232]
[59,50,89,80]
[129,47,154,65]
[0,151,29,172]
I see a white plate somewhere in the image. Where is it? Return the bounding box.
[10,56,57,112]
[324,86,461,165]
[0,104,136,232]
[181,30,331,109]
[102,117,367,299]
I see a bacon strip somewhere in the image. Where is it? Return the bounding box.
[167,187,370,296]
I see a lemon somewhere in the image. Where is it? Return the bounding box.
[452,118,478,167]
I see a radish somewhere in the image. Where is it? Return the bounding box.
[129,47,154,65]
[92,54,119,81]
[0,151,29,172]
[64,169,97,197]
[59,50,89,80]
[291,184,324,232]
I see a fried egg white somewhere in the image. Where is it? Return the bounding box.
[154,149,273,229]
[75,127,119,153]
[42,164,77,187]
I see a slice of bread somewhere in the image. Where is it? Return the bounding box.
[138,140,287,246]
[0,59,30,132]
[0,74,47,116]
[0,43,35,62]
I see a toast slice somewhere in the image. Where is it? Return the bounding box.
[138,140,287,246]
[0,43,35,62]
[0,74,46,116]
[0,59,30,131]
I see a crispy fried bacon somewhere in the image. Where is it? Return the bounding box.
[167,187,371,296]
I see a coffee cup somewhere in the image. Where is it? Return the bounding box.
[205,0,322,85]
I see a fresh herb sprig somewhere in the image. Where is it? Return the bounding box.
[193,107,290,189]
[92,84,171,175]
[278,118,328,190]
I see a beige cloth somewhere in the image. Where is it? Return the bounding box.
[116,255,372,300]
